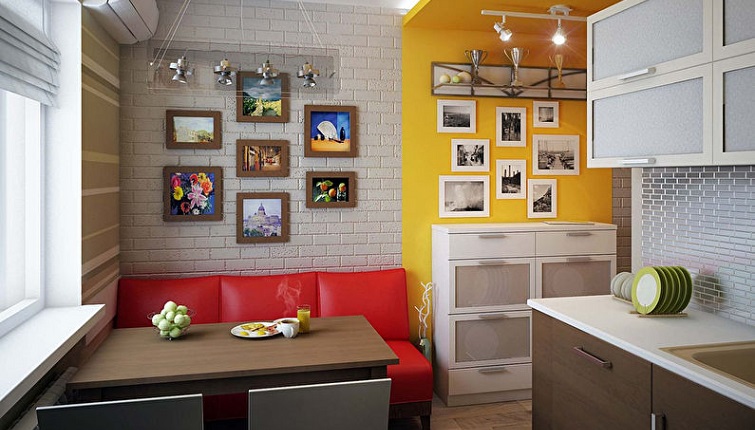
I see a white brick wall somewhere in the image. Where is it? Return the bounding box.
[120,0,403,277]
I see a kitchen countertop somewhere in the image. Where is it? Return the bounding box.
[528,295,755,409]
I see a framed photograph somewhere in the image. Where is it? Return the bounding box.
[236,72,289,123]
[305,171,356,208]
[451,139,489,172]
[438,175,489,218]
[533,101,559,128]
[237,140,289,177]
[495,107,526,147]
[528,179,557,218]
[532,134,580,175]
[166,110,221,149]
[437,99,476,133]
[164,166,223,222]
[236,192,289,243]
[304,105,357,158]
[496,159,526,199]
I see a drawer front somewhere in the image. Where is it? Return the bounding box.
[450,311,531,368]
[538,255,616,298]
[449,232,535,259]
[536,230,616,256]
[449,363,532,396]
[450,258,535,313]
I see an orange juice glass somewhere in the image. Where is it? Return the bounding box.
[297,304,311,333]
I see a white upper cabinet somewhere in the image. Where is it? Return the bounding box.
[713,52,755,163]
[714,0,755,60]
[588,0,712,92]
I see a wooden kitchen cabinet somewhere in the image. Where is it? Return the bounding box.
[532,310,651,429]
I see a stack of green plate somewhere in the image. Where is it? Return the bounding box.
[631,266,692,315]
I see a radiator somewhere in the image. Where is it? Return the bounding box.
[9,367,77,430]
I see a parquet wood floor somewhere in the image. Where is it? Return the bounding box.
[389,396,532,430]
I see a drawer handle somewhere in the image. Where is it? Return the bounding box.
[477,234,507,239]
[478,314,508,320]
[572,346,612,369]
[566,257,593,262]
[618,67,655,80]
[478,366,509,374]
[566,232,592,237]
[620,158,656,166]
[477,260,508,265]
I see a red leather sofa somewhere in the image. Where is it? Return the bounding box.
[116,268,432,429]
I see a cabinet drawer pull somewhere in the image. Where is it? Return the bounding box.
[566,232,592,237]
[478,366,509,374]
[620,158,656,166]
[477,234,507,239]
[618,67,656,80]
[566,257,593,262]
[478,314,508,320]
[572,346,612,369]
[477,260,507,265]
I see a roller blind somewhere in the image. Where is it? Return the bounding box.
[0,0,60,106]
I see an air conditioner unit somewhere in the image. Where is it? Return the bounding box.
[82,0,159,45]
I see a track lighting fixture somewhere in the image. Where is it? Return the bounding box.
[257,59,279,86]
[482,4,585,46]
[297,61,319,87]
[213,58,236,86]
[493,17,512,42]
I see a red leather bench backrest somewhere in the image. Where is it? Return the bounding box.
[317,268,409,340]
[116,276,221,328]
[219,272,319,322]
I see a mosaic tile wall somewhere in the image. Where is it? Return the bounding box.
[641,166,755,326]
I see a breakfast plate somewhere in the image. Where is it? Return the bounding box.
[231,321,280,339]
[675,266,693,313]
[632,267,662,315]
[653,267,674,314]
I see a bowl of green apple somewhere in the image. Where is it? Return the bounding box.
[149,300,193,339]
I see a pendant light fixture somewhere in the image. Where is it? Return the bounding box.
[169,56,192,83]
[552,19,566,45]
[213,58,236,86]
[298,61,319,87]
[257,58,279,86]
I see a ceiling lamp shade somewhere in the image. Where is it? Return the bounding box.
[297,61,320,87]
[257,59,279,86]
[213,58,236,86]
[169,56,191,83]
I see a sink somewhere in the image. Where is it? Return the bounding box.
[662,341,755,388]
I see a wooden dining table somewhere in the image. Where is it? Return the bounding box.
[68,315,398,402]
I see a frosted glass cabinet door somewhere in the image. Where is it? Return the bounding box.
[589,0,712,91]
[450,259,536,314]
[537,256,616,298]
[450,311,531,368]
[714,0,755,60]
[587,64,713,167]
[713,53,755,165]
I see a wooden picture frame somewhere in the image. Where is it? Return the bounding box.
[437,99,476,133]
[164,166,223,221]
[438,175,490,218]
[451,139,489,172]
[236,72,289,123]
[496,159,526,199]
[304,105,357,157]
[532,134,580,175]
[496,107,526,147]
[236,140,289,177]
[528,179,557,218]
[533,101,559,128]
[236,192,289,243]
[305,171,357,208]
[166,110,222,149]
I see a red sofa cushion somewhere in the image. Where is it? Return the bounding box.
[386,340,433,404]
[318,268,409,340]
[116,276,221,328]
[219,272,319,322]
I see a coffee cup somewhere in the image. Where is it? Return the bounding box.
[278,318,300,338]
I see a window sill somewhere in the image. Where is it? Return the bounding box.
[0,305,104,418]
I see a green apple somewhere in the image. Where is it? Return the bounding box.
[439,74,451,84]
[157,319,171,331]
[151,314,165,326]
[451,75,461,84]
[169,327,183,338]
[176,305,188,314]
[163,300,178,312]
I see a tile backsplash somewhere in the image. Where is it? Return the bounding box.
[641,166,754,326]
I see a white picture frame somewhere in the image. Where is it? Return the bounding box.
[533,101,559,128]
[451,139,489,172]
[437,99,476,133]
[528,179,557,218]
[495,107,526,147]
[439,175,490,218]
[496,159,526,199]
[532,134,580,175]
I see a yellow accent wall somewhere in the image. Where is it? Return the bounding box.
[401,25,613,342]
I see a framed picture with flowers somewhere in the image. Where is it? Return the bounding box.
[163,166,223,221]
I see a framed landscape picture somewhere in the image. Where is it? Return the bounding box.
[496,159,526,199]
[304,105,357,157]
[237,140,289,177]
[166,110,221,149]
[532,134,579,175]
[164,166,223,221]
[528,179,557,218]
[236,192,289,243]
[437,99,476,133]
[438,175,489,218]
[305,171,357,208]
[495,107,526,147]
[451,139,489,172]
[236,72,289,123]
[533,101,559,128]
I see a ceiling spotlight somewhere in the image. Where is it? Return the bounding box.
[213,58,236,86]
[493,17,512,42]
[297,61,320,87]
[552,19,566,45]
[257,59,279,86]
[169,56,192,84]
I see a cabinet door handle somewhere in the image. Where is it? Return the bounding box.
[477,260,508,265]
[620,158,656,166]
[651,412,665,430]
[477,234,507,239]
[566,232,592,237]
[478,314,507,320]
[618,67,656,80]
[566,257,593,262]
[478,366,509,374]
[572,346,612,369]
